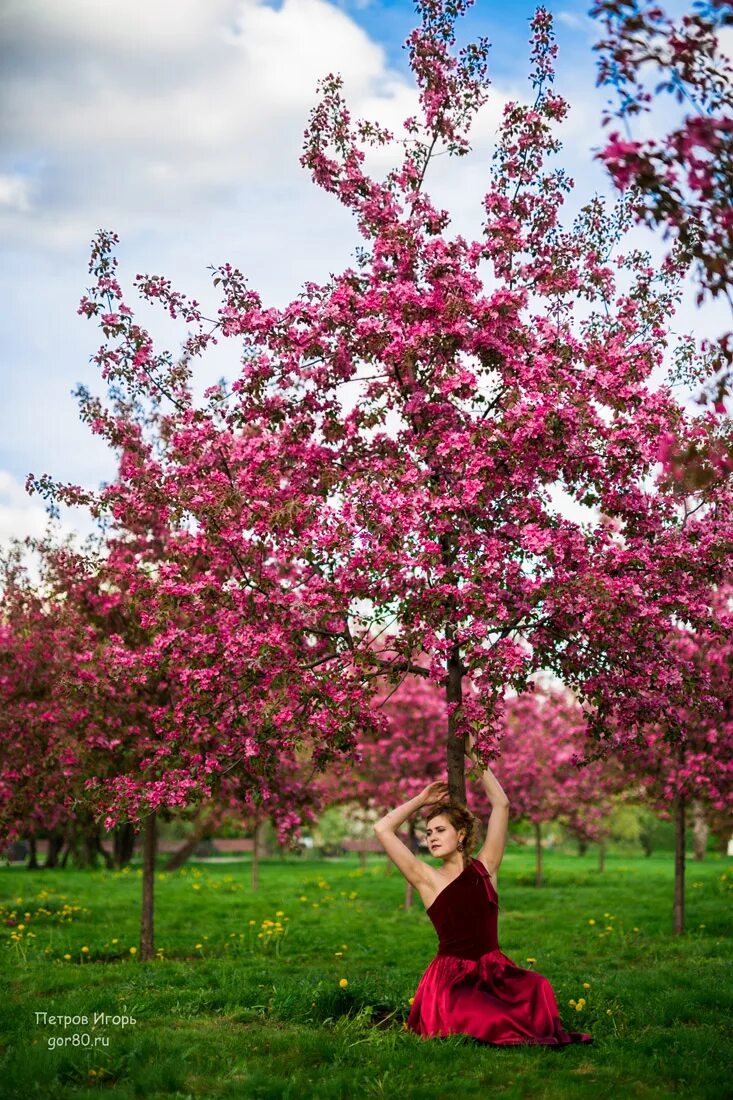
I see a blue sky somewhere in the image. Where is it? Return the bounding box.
[0,0,724,545]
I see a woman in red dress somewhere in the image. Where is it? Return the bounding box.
[374,733,593,1046]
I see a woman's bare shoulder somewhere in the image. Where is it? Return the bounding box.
[417,864,464,909]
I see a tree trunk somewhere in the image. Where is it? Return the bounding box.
[251,818,264,892]
[27,837,39,870]
[63,817,103,869]
[577,836,588,857]
[44,831,65,869]
[598,839,606,873]
[639,825,654,857]
[139,812,157,961]
[673,792,685,936]
[95,833,114,870]
[82,825,99,868]
[444,620,466,804]
[535,822,543,887]
[359,849,368,869]
[114,823,136,869]
[691,800,708,862]
[711,828,731,855]
[164,811,214,872]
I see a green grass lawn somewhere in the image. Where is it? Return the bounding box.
[1,849,731,1099]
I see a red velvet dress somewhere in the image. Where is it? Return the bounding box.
[406,857,593,1046]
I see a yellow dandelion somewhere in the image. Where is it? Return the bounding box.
[633,927,640,933]
[276,911,284,917]
[112,938,119,944]
[588,919,596,926]
[249,920,256,926]
[409,996,415,1005]
[195,943,203,949]
[606,1009,613,1015]
[63,953,71,960]
[129,947,137,954]
[339,978,348,988]
[583,982,591,990]
[526,957,537,964]
[568,999,577,1007]
[575,1003,583,1012]
[81,946,89,953]
[334,951,343,957]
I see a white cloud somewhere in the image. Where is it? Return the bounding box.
[0,0,400,249]
[0,172,33,212]
[556,11,584,31]
[0,470,100,557]
[0,469,53,545]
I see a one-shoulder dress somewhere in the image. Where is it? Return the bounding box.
[406,857,593,1046]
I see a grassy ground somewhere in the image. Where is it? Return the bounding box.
[1,848,731,1099]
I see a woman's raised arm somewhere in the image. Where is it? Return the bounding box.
[374,782,448,888]
[466,732,510,876]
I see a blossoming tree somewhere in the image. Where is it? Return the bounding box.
[592,0,733,465]
[497,687,628,885]
[618,603,733,933]
[28,0,733,840]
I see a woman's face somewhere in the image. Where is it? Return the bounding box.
[425,814,463,857]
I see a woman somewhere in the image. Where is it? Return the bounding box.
[373,732,593,1046]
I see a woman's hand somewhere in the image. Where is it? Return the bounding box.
[418,780,449,807]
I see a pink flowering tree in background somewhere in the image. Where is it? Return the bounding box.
[558,758,630,874]
[618,600,733,933]
[26,0,733,856]
[0,543,94,868]
[591,0,733,466]
[0,531,184,958]
[162,754,323,890]
[497,687,630,886]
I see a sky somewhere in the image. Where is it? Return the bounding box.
[0,0,727,547]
